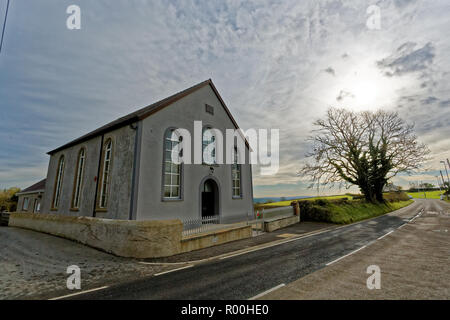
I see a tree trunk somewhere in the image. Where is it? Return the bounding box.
[360,186,375,203]
[374,181,386,203]
[375,190,384,202]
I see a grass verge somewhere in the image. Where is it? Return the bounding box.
[301,200,414,225]
[255,194,354,211]
[407,190,444,199]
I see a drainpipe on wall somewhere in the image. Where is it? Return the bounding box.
[129,121,142,220]
[92,134,104,217]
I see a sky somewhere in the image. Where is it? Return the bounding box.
[0,0,449,197]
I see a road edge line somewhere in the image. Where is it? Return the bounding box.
[154,265,194,276]
[248,283,286,300]
[140,203,422,266]
[49,286,109,300]
[326,245,367,266]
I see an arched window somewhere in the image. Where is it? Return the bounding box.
[163,129,182,199]
[98,139,113,209]
[23,198,29,211]
[202,127,216,165]
[71,148,86,209]
[231,148,242,198]
[52,155,65,209]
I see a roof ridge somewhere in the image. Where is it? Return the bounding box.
[17,178,46,194]
[48,79,212,154]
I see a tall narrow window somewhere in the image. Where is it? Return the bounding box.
[33,199,40,213]
[71,148,86,209]
[163,129,182,199]
[202,127,216,165]
[52,155,65,209]
[232,148,242,198]
[98,139,112,209]
[23,198,29,211]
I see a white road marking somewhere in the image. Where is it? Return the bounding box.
[377,230,394,240]
[217,206,424,263]
[365,240,376,247]
[408,209,423,223]
[248,284,286,300]
[139,227,336,266]
[142,208,424,266]
[219,247,263,260]
[49,286,109,300]
[154,265,194,276]
[324,209,423,267]
[326,245,367,266]
[139,261,190,266]
[220,227,339,261]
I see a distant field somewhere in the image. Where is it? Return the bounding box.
[259,194,354,208]
[407,191,444,199]
[254,193,414,224]
[256,191,445,208]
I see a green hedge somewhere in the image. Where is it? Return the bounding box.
[299,193,413,224]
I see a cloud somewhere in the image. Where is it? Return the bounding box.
[336,90,354,102]
[324,67,335,76]
[377,42,435,77]
[393,0,419,8]
[421,96,438,105]
[439,99,450,108]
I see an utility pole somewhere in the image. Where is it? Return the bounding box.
[436,176,442,191]
[0,0,10,54]
[443,160,450,184]
[441,170,448,200]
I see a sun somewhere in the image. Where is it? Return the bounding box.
[351,80,378,108]
[325,59,408,112]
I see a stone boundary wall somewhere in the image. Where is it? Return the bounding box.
[181,225,252,253]
[9,212,182,258]
[8,212,253,258]
[264,215,300,232]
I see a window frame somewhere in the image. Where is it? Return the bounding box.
[161,128,183,201]
[33,199,40,213]
[51,155,65,210]
[96,139,113,211]
[202,126,218,166]
[231,147,243,199]
[71,147,86,210]
[22,197,29,211]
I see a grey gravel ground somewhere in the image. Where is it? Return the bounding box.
[0,220,334,300]
[0,227,184,300]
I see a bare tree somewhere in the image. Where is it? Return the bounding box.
[299,108,429,202]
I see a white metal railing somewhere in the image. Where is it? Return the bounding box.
[182,207,294,237]
[182,215,221,236]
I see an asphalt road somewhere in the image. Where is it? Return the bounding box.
[262,198,450,299]
[68,200,424,300]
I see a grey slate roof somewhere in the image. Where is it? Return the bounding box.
[17,179,46,195]
[48,79,243,154]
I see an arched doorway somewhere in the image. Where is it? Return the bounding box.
[201,178,219,219]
